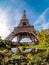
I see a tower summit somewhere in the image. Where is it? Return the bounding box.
[19,10,30,27]
[5,10,38,45]
[22,10,27,19]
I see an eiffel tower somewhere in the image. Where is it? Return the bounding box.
[5,10,38,45]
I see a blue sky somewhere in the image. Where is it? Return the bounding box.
[0,0,49,41]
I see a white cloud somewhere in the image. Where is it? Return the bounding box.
[0,8,10,39]
[20,38,32,42]
[42,22,49,29]
[0,7,23,40]
[34,8,49,30]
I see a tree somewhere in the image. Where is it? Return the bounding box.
[36,30,49,46]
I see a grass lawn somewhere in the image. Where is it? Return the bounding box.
[18,45,49,49]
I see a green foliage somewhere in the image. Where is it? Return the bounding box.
[0,29,49,65]
[36,30,49,46]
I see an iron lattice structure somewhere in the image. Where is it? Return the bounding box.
[5,10,38,45]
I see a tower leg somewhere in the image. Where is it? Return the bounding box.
[17,35,21,45]
[30,36,35,45]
